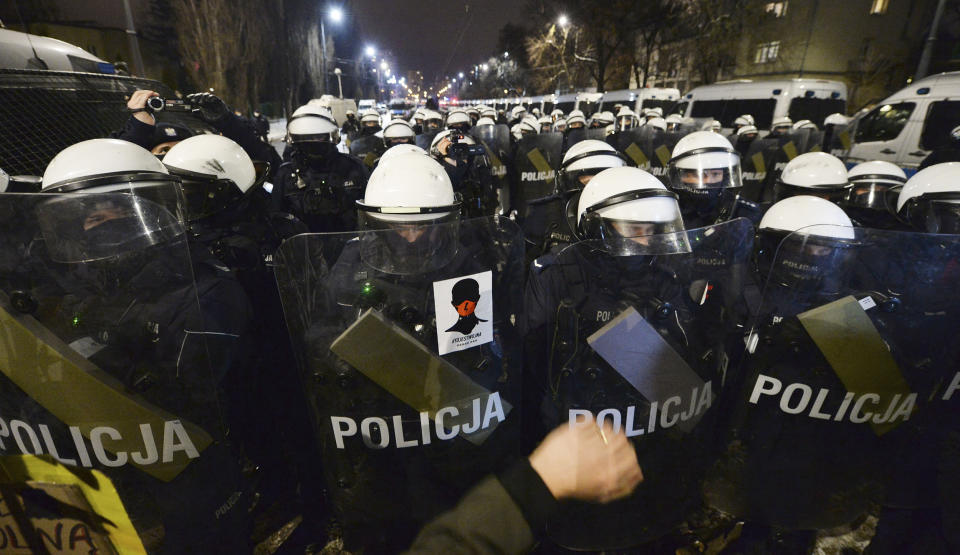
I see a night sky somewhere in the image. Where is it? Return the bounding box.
[350,0,527,82]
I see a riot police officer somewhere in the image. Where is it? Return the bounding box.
[734,125,759,158]
[342,109,361,137]
[524,166,749,550]
[359,110,382,137]
[272,151,524,551]
[20,138,259,552]
[615,107,639,132]
[769,116,793,137]
[566,110,587,131]
[842,160,908,229]
[773,151,850,203]
[446,110,472,133]
[429,129,497,218]
[383,119,417,148]
[274,111,369,232]
[667,131,760,227]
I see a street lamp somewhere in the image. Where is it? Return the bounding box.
[380,61,388,71]
[333,67,343,98]
[365,45,376,58]
[321,8,343,95]
[458,72,464,79]
[558,14,569,27]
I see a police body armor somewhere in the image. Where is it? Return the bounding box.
[526,219,753,549]
[0,187,255,553]
[708,226,960,531]
[277,155,365,233]
[274,216,524,551]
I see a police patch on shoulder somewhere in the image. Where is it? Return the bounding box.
[433,271,493,355]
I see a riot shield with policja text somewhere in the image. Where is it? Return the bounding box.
[0,187,252,553]
[470,124,512,215]
[513,132,563,210]
[706,225,960,531]
[273,216,525,551]
[532,219,754,550]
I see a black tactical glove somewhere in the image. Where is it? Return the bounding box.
[186,92,230,123]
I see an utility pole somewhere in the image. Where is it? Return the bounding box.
[916,0,948,80]
[121,0,145,76]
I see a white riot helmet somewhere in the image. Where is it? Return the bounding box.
[422,110,444,132]
[771,116,793,134]
[162,135,259,221]
[557,139,628,194]
[510,105,527,122]
[538,116,553,133]
[480,107,497,119]
[669,131,742,190]
[842,160,907,225]
[476,116,496,127]
[824,113,849,127]
[531,107,541,117]
[379,143,428,162]
[39,138,184,263]
[550,108,564,122]
[292,104,330,119]
[793,119,817,131]
[592,111,615,128]
[645,107,664,120]
[510,124,524,142]
[383,119,416,147]
[512,119,537,141]
[566,110,587,130]
[552,119,567,133]
[733,116,751,130]
[646,117,667,132]
[757,195,856,292]
[665,113,684,131]
[447,110,471,132]
[616,107,638,131]
[776,152,849,202]
[521,114,540,131]
[701,119,722,133]
[737,125,759,138]
[355,152,462,274]
[287,112,341,157]
[897,162,960,233]
[360,109,381,128]
[577,166,686,256]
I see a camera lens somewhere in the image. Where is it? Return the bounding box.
[146,96,165,112]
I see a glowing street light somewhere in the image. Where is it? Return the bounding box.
[481,64,489,71]
[329,7,344,23]
[458,72,464,78]
[503,51,509,58]
[558,14,569,27]
[365,45,376,57]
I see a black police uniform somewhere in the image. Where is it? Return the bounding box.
[273,149,369,233]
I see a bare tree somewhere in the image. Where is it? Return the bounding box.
[677,0,765,85]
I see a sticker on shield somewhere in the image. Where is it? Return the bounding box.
[433,270,493,355]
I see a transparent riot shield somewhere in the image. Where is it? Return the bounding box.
[740,137,784,203]
[585,127,609,142]
[563,128,588,152]
[274,216,525,551]
[531,219,754,550]
[513,132,563,209]
[470,124,512,214]
[348,134,386,169]
[415,130,440,151]
[0,187,252,553]
[708,226,960,531]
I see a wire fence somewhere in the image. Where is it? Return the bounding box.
[0,69,209,177]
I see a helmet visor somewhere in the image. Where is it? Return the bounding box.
[900,194,960,234]
[581,190,689,256]
[37,182,184,263]
[357,211,460,275]
[844,178,903,212]
[167,167,245,222]
[669,147,743,191]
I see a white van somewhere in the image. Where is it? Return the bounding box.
[599,88,680,114]
[0,28,114,73]
[308,95,358,125]
[847,71,960,171]
[679,79,846,130]
[357,99,376,111]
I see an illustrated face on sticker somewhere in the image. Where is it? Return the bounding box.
[455,299,476,316]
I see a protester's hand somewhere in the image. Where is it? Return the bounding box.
[186,92,229,122]
[127,89,158,125]
[528,419,643,503]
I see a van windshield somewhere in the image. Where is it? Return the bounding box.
[788,98,846,127]
[690,99,776,128]
[639,99,677,113]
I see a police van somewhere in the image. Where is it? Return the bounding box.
[0,28,115,73]
[599,88,680,115]
[575,92,603,117]
[846,71,960,172]
[679,79,847,131]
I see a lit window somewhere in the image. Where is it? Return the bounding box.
[765,2,788,17]
[754,41,781,64]
[870,0,889,14]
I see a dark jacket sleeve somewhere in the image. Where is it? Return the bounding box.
[404,460,558,554]
[212,113,283,177]
[111,115,157,150]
